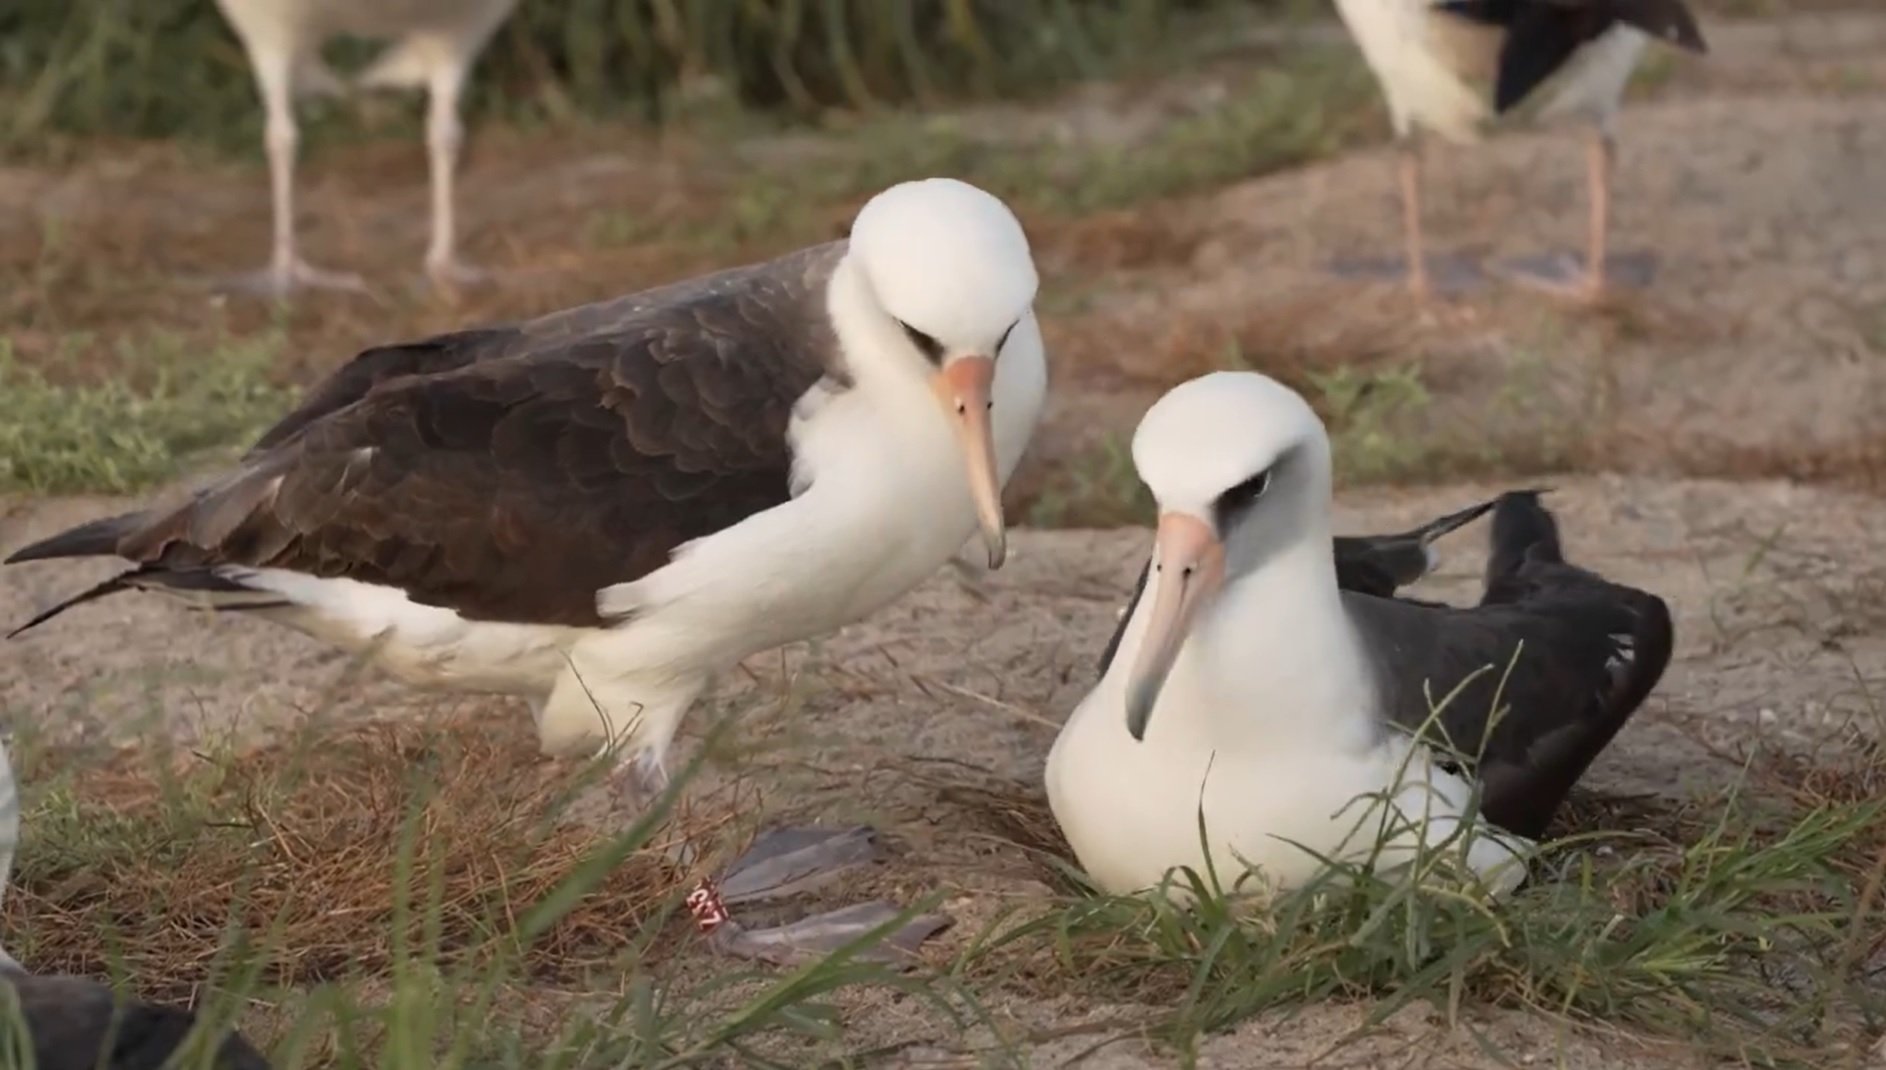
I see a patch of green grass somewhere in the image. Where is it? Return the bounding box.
[7,713,984,1068]
[585,46,1377,253]
[1024,435,1153,529]
[1306,361,1436,485]
[0,331,294,494]
[0,1,1307,157]
[966,767,1886,1066]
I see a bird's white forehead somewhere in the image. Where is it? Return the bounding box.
[1132,372,1322,510]
[850,178,1038,342]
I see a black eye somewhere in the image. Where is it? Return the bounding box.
[1215,469,1271,518]
[996,320,1019,354]
[899,320,944,363]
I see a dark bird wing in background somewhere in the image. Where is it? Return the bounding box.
[1350,490,1673,839]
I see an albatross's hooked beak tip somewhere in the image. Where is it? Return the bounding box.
[933,355,1007,569]
[1124,511,1224,741]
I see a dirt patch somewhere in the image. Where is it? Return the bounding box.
[4,8,1886,1065]
[6,475,1884,1064]
[1011,13,1886,511]
[7,15,1886,522]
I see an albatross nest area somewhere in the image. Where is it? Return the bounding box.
[4,1,1886,1067]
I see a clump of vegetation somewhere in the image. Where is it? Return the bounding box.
[942,746,1886,1066]
[1307,361,1436,484]
[0,332,293,494]
[16,680,1886,1065]
[8,711,974,1068]
[0,0,1321,155]
[1024,435,1153,528]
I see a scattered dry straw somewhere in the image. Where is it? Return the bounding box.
[7,713,732,1001]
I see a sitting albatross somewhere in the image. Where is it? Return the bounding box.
[1332,0,1707,300]
[6,176,1045,958]
[210,0,520,295]
[0,738,272,1069]
[1046,372,1672,897]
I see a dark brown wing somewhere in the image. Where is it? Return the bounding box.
[246,328,514,455]
[4,974,269,1070]
[250,246,854,458]
[1353,492,1673,840]
[7,245,845,629]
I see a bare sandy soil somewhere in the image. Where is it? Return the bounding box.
[6,475,1883,1067]
[4,9,1886,1067]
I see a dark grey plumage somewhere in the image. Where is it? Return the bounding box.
[1435,0,1707,111]
[1346,491,1672,839]
[1,973,269,1070]
[6,242,848,631]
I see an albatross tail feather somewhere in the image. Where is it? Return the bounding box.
[1483,486,1675,718]
[1483,489,1562,584]
[3,510,152,565]
[1472,490,1675,838]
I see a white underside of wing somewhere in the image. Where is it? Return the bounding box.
[1335,0,1650,143]
[219,567,582,692]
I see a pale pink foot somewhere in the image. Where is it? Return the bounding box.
[216,257,371,300]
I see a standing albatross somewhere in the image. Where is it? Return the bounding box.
[1333,0,1707,300]
[0,739,272,1069]
[210,0,519,296]
[1046,372,1672,897]
[7,177,1045,956]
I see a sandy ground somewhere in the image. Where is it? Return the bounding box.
[6,475,1883,1067]
[4,8,1886,1067]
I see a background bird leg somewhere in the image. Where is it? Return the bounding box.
[422,59,489,291]
[1398,136,1431,300]
[218,47,368,298]
[1583,124,1617,299]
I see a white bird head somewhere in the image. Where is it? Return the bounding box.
[847,177,1040,568]
[1122,371,1334,739]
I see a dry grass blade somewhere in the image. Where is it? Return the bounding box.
[6,712,731,1000]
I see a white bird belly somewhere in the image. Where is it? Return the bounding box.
[1335,0,1497,142]
[1336,1,1649,142]
[1047,696,1527,899]
[229,569,579,692]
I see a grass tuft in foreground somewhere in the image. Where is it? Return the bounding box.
[938,747,1886,1067]
[0,332,294,494]
[7,709,982,1067]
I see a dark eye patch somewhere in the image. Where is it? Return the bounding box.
[1212,468,1272,530]
[996,319,1019,354]
[899,320,945,363]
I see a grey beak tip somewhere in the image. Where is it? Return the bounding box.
[1125,703,1151,742]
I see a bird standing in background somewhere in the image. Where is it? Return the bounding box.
[210,0,520,297]
[1332,0,1707,301]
